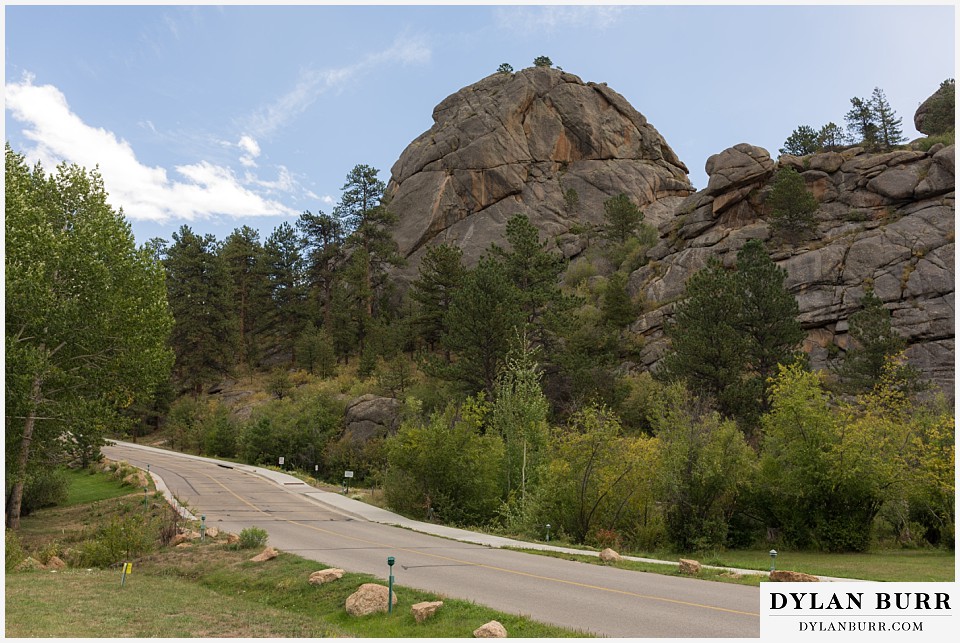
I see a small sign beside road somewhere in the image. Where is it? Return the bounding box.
[344,470,354,478]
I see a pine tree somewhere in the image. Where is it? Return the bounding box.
[220,226,268,366]
[870,87,905,150]
[601,271,636,329]
[658,242,804,430]
[297,210,345,330]
[410,243,465,357]
[165,225,237,394]
[489,214,569,350]
[735,240,804,384]
[602,193,645,243]
[840,289,908,392]
[441,257,524,395]
[845,96,880,149]
[817,122,846,150]
[262,222,307,363]
[335,164,402,351]
[780,125,821,156]
[658,258,748,412]
[767,167,818,239]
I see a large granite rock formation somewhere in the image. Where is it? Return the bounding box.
[631,143,955,392]
[384,70,954,391]
[385,66,693,280]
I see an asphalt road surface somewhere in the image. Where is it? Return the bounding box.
[104,442,760,638]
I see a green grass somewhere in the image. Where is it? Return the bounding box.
[510,545,955,584]
[6,545,586,638]
[695,548,955,582]
[62,467,139,506]
[507,547,763,586]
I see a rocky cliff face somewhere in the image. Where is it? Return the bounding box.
[631,142,955,392]
[385,70,955,392]
[385,66,693,280]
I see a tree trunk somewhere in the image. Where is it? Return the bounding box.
[6,373,43,529]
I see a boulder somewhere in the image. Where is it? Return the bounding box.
[678,559,701,575]
[250,547,279,562]
[343,394,402,443]
[411,600,444,624]
[309,568,345,585]
[205,526,220,539]
[770,570,820,582]
[345,583,397,616]
[224,532,240,545]
[914,83,955,135]
[704,143,775,195]
[45,556,67,570]
[473,620,508,638]
[599,548,621,563]
[15,557,45,572]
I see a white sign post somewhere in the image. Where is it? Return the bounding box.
[343,470,353,494]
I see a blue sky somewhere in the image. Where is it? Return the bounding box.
[5,3,956,246]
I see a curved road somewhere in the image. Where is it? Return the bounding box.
[104,442,760,638]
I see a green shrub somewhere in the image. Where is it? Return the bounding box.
[5,529,27,571]
[237,526,269,549]
[20,468,69,516]
[917,131,955,151]
[76,513,157,567]
[563,257,597,288]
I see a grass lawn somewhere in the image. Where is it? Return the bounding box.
[62,467,141,506]
[510,545,955,583]
[696,548,955,582]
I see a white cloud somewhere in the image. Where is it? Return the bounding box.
[238,134,261,167]
[243,34,431,138]
[494,5,626,33]
[5,77,296,222]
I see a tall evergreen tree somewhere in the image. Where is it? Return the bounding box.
[601,271,636,329]
[840,289,908,392]
[334,164,402,353]
[441,257,524,396]
[262,222,307,362]
[658,258,748,416]
[220,226,268,366]
[297,210,345,330]
[735,239,804,386]
[845,96,880,149]
[490,214,569,350]
[870,87,905,150]
[659,242,804,430]
[165,226,237,393]
[602,193,645,243]
[410,243,465,356]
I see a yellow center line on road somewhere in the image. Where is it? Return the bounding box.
[200,470,759,618]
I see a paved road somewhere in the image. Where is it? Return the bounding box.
[104,442,761,638]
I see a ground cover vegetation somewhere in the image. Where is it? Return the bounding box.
[5,109,954,577]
